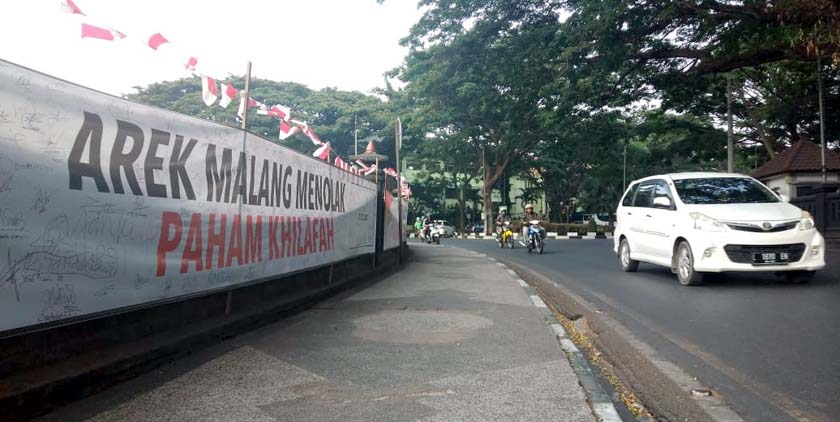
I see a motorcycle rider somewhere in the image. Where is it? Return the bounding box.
[422,214,434,241]
[521,204,545,242]
[495,208,509,236]
[414,217,423,239]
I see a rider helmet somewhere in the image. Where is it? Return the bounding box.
[524,204,534,211]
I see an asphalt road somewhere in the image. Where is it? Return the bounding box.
[445,237,840,422]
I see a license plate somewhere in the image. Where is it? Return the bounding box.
[753,252,789,264]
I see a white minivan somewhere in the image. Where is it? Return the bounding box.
[614,172,825,285]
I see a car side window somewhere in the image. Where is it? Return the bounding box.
[654,180,676,209]
[633,182,655,208]
[621,183,639,207]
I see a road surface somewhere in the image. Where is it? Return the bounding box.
[447,238,840,422]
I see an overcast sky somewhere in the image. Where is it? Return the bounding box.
[1,0,424,96]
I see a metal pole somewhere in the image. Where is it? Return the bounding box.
[818,55,827,184]
[240,61,252,130]
[623,141,627,190]
[726,74,734,173]
[354,115,358,155]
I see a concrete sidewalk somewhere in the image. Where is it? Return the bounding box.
[38,244,598,422]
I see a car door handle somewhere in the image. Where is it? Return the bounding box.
[626,212,632,216]
[646,214,652,218]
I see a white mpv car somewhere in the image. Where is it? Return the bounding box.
[614,172,826,285]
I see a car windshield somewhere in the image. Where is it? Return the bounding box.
[673,177,780,204]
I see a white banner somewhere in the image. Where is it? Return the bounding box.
[0,61,377,334]
[382,190,407,250]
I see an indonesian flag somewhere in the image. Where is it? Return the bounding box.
[147,33,169,50]
[184,57,198,71]
[312,142,330,161]
[200,75,218,106]
[237,95,259,120]
[218,83,237,108]
[334,156,345,168]
[257,105,290,121]
[383,167,398,177]
[363,164,378,176]
[278,121,301,140]
[61,0,86,15]
[81,23,126,41]
[350,165,360,175]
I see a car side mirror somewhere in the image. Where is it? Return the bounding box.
[653,196,672,209]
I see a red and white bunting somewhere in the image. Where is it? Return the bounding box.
[81,23,125,41]
[278,121,301,140]
[147,33,169,50]
[200,75,218,106]
[61,0,86,15]
[350,165,360,175]
[260,105,290,122]
[383,167,398,178]
[312,142,330,161]
[237,95,260,120]
[334,156,345,168]
[184,57,198,71]
[218,83,237,108]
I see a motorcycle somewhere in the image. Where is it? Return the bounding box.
[423,224,440,245]
[498,221,515,249]
[523,220,544,254]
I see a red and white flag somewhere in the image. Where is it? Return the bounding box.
[383,167,398,177]
[200,75,218,106]
[61,0,86,15]
[363,164,378,176]
[237,95,259,120]
[278,121,301,140]
[312,142,330,161]
[184,57,198,71]
[81,23,125,41]
[219,83,237,108]
[334,156,345,168]
[257,105,290,121]
[147,33,169,50]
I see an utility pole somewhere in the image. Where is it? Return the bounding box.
[726,74,734,173]
[240,61,252,130]
[623,141,627,190]
[395,117,403,262]
[354,115,359,155]
[818,55,827,184]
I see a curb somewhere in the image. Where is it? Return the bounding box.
[469,251,625,422]
[493,257,745,422]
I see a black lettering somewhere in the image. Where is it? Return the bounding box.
[283,165,293,208]
[257,159,269,206]
[231,152,247,204]
[144,129,168,198]
[248,155,258,205]
[206,145,232,203]
[169,135,197,200]
[323,178,332,212]
[68,111,109,192]
[307,173,315,210]
[296,170,307,209]
[110,120,144,195]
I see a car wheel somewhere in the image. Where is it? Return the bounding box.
[676,241,703,286]
[785,270,815,284]
[619,238,639,272]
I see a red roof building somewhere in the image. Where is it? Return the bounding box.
[752,138,840,198]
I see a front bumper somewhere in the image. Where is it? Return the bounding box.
[688,229,826,273]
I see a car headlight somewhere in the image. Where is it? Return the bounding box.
[799,210,815,231]
[689,212,727,232]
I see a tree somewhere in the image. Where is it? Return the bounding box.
[396,1,564,233]
[127,77,395,164]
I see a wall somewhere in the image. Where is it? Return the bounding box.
[0,60,382,337]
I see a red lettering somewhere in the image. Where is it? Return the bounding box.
[281,216,292,257]
[206,213,226,270]
[156,211,183,277]
[326,217,334,250]
[268,216,280,260]
[227,214,243,267]
[245,215,263,264]
[296,217,304,256]
[180,213,204,273]
[319,218,328,252]
[303,217,312,254]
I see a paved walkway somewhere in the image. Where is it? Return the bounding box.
[39,244,596,422]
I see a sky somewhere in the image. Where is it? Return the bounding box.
[0,0,425,97]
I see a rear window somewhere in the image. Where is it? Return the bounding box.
[673,178,780,204]
[621,183,639,206]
